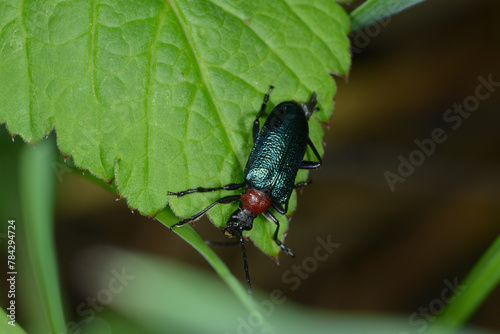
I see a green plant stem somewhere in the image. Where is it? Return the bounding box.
[431,234,500,333]
[19,139,66,333]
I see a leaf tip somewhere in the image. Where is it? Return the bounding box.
[330,70,350,83]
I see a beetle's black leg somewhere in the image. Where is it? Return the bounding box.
[169,195,241,229]
[301,92,318,120]
[308,138,322,162]
[272,201,289,215]
[299,138,322,169]
[271,202,286,215]
[294,178,312,188]
[299,161,321,169]
[294,179,312,196]
[168,183,245,198]
[253,86,274,142]
[263,210,294,257]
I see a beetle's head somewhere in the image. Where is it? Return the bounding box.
[223,207,255,237]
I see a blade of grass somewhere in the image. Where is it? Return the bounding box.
[431,234,500,333]
[155,208,268,328]
[19,138,66,333]
[0,308,26,334]
[350,0,426,31]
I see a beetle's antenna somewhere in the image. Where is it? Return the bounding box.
[238,232,252,297]
[206,233,252,296]
[206,239,240,246]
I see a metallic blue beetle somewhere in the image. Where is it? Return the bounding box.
[169,86,322,294]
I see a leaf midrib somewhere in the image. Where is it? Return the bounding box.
[19,0,33,139]
[90,0,107,177]
[168,0,246,186]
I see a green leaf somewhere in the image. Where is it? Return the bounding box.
[18,137,66,333]
[0,0,350,257]
[79,247,489,333]
[350,0,426,31]
[431,234,500,333]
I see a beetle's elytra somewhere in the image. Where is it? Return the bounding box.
[169,86,322,295]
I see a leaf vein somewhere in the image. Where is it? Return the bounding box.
[283,1,343,71]
[205,0,307,95]
[143,1,170,197]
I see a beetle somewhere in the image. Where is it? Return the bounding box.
[169,86,322,294]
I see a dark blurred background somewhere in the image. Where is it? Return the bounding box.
[3,0,500,332]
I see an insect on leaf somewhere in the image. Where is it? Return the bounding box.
[0,0,350,257]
